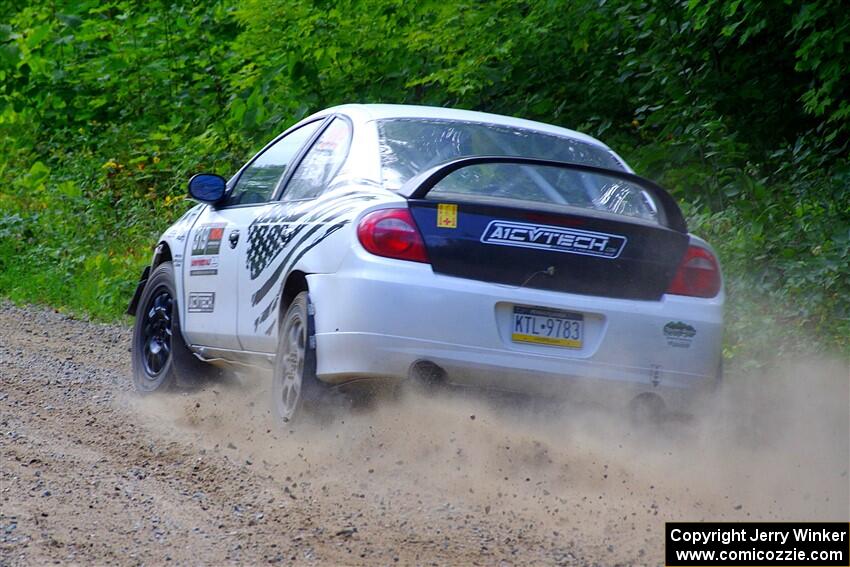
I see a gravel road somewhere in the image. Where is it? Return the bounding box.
[1,301,847,566]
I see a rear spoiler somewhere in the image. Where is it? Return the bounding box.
[397,156,687,234]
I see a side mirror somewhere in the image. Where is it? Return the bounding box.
[188,173,227,204]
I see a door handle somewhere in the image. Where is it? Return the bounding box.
[228,230,240,249]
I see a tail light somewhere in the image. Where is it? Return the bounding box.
[666,245,721,298]
[357,208,429,263]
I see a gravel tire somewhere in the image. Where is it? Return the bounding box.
[272,291,331,424]
[131,262,209,393]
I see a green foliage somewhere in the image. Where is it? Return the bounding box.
[0,0,847,360]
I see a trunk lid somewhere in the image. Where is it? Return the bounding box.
[408,200,688,300]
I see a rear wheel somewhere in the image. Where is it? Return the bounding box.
[272,291,325,424]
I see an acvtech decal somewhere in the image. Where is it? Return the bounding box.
[480,220,627,259]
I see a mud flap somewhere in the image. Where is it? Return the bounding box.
[127,266,151,316]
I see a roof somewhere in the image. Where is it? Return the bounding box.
[312,103,612,151]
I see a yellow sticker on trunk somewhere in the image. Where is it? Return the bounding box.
[437,203,458,228]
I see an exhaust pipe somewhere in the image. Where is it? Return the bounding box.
[629,392,666,424]
[408,360,447,389]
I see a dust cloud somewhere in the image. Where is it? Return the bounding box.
[126,356,849,560]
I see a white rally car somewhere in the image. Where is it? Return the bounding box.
[129,104,724,423]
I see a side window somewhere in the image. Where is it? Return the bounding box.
[281,118,352,201]
[223,121,322,207]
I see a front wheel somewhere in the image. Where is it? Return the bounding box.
[131,262,211,392]
[132,263,183,392]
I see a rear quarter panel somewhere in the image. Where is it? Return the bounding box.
[240,185,402,349]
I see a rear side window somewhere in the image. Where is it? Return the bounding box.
[282,118,352,201]
[377,118,623,191]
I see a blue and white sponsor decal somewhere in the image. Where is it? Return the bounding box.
[480,220,627,259]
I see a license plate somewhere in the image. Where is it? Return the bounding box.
[511,305,583,348]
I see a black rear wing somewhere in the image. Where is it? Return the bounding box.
[397,156,687,234]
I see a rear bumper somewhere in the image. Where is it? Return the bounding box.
[308,251,723,411]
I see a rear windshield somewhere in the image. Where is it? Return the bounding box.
[377,118,624,190]
[428,163,660,224]
[378,118,658,223]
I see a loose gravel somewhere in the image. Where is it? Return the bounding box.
[1,301,847,566]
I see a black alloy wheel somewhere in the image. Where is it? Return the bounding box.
[141,287,174,376]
